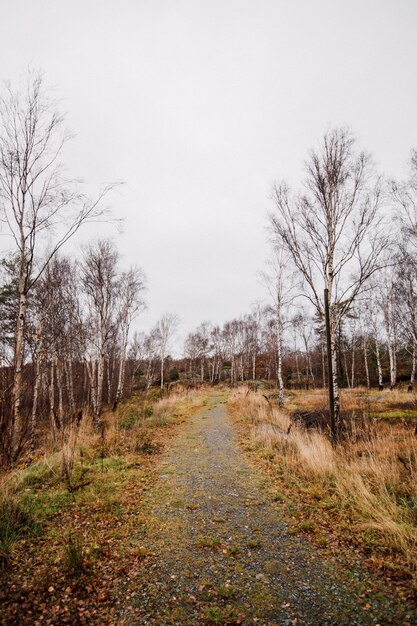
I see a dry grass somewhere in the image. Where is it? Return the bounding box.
[286,386,417,418]
[0,387,208,565]
[229,387,417,584]
[91,389,207,458]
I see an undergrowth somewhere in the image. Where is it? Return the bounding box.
[0,387,207,572]
[228,387,417,587]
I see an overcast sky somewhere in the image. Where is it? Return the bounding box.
[1,1,417,352]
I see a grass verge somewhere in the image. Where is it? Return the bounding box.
[228,387,417,604]
[0,387,208,624]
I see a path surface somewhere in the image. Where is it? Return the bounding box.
[117,394,397,625]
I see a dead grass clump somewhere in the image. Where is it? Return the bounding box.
[229,388,417,581]
[295,432,335,479]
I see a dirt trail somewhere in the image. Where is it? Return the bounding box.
[117,394,400,625]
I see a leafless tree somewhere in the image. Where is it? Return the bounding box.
[0,72,114,458]
[270,127,387,428]
[392,149,417,248]
[114,267,146,408]
[292,310,316,389]
[155,313,179,390]
[260,248,297,404]
[81,239,119,425]
[379,264,398,390]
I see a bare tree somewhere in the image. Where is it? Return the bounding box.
[155,313,179,390]
[392,149,417,248]
[366,288,384,391]
[82,239,119,425]
[270,128,387,430]
[260,248,297,405]
[394,248,417,391]
[113,267,146,408]
[0,72,114,458]
[379,265,398,390]
[292,310,316,389]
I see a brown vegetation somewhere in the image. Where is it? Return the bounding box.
[0,388,207,623]
[228,387,417,599]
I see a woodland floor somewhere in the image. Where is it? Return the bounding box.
[1,391,416,625]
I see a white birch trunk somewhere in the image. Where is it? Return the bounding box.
[11,289,27,454]
[387,342,397,390]
[56,359,64,426]
[330,335,341,425]
[276,316,284,406]
[375,338,384,390]
[96,352,105,423]
[49,360,58,449]
[30,356,42,456]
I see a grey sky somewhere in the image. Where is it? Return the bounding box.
[1,1,417,352]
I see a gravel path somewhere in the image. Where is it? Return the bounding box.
[117,394,405,625]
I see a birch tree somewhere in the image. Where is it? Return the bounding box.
[260,248,296,405]
[379,266,398,390]
[155,313,179,390]
[395,249,417,390]
[270,128,387,430]
[82,240,119,424]
[114,267,146,408]
[366,289,384,390]
[0,72,113,458]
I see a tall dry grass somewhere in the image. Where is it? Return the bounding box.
[229,387,417,581]
[287,386,417,417]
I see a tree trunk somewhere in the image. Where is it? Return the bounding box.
[363,338,370,389]
[344,350,351,388]
[115,318,129,408]
[30,356,42,457]
[295,353,301,388]
[65,359,76,415]
[307,350,315,388]
[11,290,27,455]
[56,359,64,427]
[85,358,98,415]
[330,334,341,428]
[375,337,384,390]
[387,341,397,390]
[409,342,416,392]
[383,300,397,390]
[96,352,105,423]
[49,360,58,449]
[276,318,284,406]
